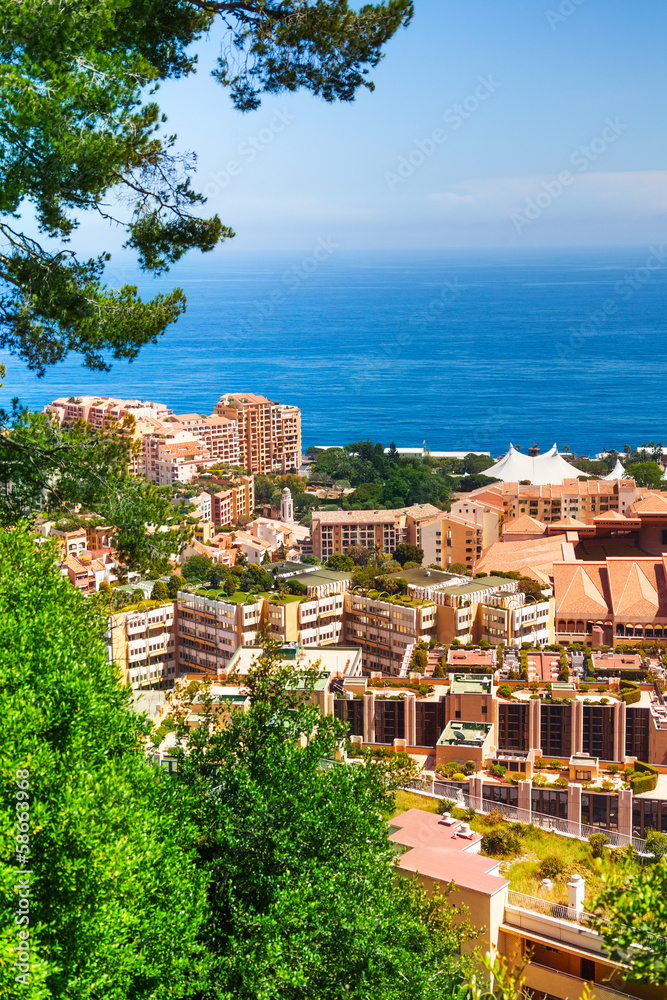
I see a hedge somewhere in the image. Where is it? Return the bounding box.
[631,772,658,795]
[620,682,641,705]
[634,760,658,775]
[595,667,648,681]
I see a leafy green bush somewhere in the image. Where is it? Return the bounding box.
[464,760,477,775]
[534,757,547,770]
[588,832,608,859]
[489,763,507,779]
[452,772,466,782]
[606,763,619,775]
[646,830,667,862]
[497,684,512,699]
[481,829,521,857]
[537,854,566,880]
[436,799,457,815]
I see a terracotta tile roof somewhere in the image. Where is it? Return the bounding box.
[606,560,666,619]
[554,557,667,619]
[477,535,574,582]
[551,515,589,528]
[402,503,442,520]
[502,514,546,535]
[313,509,401,525]
[631,493,667,515]
[553,562,609,617]
[592,509,633,522]
[471,480,636,500]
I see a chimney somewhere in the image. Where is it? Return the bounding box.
[567,874,585,914]
[528,442,540,457]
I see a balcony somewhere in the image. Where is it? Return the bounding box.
[522,962,641,1000]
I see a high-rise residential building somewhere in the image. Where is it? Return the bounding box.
[142,430,217,486]
[108,602,177,690]
[210,475,255,526]
[172,413,240,465]
[214,393,301,474]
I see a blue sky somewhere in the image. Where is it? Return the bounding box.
[68,0,667,252]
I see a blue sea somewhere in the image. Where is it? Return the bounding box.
[2,246,666,456]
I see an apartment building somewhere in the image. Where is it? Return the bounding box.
[417,511,482,572]
[403,571,554,647]
[311,504,440,561]
[173,413,240,464]
[108,602,177,690]
[467,479,642,525]
[46,394,173,428]
[176,591,264,675]
[215,393,301,474]
[210,475,255,526]
[343,590,438,674]
[143,430,217,486]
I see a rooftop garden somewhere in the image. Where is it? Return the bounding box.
[389,790,667,908]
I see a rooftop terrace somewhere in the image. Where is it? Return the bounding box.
[438,721,492,746]
[449,673,493,695]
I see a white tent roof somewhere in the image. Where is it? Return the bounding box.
[603,458,627,480]
[484,443,578,486]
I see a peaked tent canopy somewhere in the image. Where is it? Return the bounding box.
[604,458,627,480]
[484,443,578,486]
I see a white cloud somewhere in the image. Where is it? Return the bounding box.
[429,171,667,224]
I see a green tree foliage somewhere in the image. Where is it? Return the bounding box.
[448,562,468,575]
[151,580,169,601]
[0,409,190,574]
[412,647,428,672]
[623,462,664,488]
[456,473,501,492]
[236,562,274,593]
[0,527,209,996]
[0,0,412,378]
[326,552,354,572]
[592,857,667,984]
[167,573,187,598]
[518,577,546,601]
[182,553,216,582]
[313,442,454,508]
[163,634,475,998]
[393,543,424,567]
[1,527,477,998]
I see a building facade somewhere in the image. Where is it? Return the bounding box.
[311,504,440,561]
[215,393,301,474]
